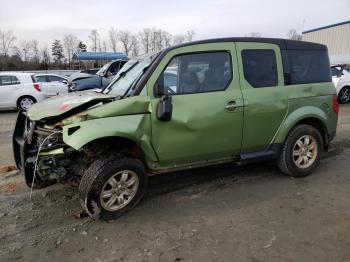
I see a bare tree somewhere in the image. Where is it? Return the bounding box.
[30,40,40,64]
[19,40,32,62]
[185,30,196,42]
[139,28,152,54]
[63,34,79,68]
[102,40,107,52]
[109,27,118,52]
[287,29,302,40]
[89,29,99,52]
[162,31,172,47]
[117,30,134,56]
[0,29,16,62]
[40,45,51,68]
[130,35,140,57]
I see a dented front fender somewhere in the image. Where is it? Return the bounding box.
[62,114,158,164]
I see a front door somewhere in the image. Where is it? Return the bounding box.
[148,43,244,169]
[235,42,288,153]
[0,75,18,108]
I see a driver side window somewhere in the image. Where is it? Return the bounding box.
[159,51,232,95]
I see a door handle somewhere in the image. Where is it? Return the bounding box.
[225,101,242,111]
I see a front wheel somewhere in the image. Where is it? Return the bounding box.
[278,125,323,177]
[338,87,350,104]
[79,155,147,220]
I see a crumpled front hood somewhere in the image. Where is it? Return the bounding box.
[28,91,116,121]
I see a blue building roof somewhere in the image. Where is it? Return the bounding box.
[302,20,350,34]
[72,52,128,61]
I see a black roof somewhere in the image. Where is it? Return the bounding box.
[168,37,327,51]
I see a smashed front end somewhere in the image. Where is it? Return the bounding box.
[12,111,89,188]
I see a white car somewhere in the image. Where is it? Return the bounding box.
[34,74,68,97]
[332,66,350,104]
[0,72,47,111]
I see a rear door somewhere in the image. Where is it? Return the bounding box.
[148,43,244,169]
[235,42,288,153]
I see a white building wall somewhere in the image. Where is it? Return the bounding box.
[303,23,350,64]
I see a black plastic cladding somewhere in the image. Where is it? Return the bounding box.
[132,37,328,95]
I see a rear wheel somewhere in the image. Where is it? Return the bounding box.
[79,155,147,220]
[278,125,323,177]
[17,96,36,111]
[338,87,350,104]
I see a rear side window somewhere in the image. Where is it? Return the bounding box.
[242,50,278,88]
[35,75,47,82]
[283,50,331,85]
[48,75,64,82]
[0,76,20,86]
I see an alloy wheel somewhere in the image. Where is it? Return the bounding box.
[99,170,139,211]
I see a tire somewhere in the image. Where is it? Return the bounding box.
[79,154,147,220]
[338,87,350,104]
[17,96,36,111]
[277,124,323,177]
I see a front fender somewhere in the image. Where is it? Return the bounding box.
[62,114,158,162]
[274,105,329,144]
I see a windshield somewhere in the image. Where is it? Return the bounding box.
[96,63,110,75]
[104,53,158,97]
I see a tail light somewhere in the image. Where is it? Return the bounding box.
[33,83,41,92]
[333,95,339,114]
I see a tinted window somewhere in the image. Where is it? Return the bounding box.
[159,52,232,95]
[0,76,20,86]
[242,50,278,88]
[331,67,341,77]
[283,50,331,85]
[35,76,47,82]
[48,75,64,82]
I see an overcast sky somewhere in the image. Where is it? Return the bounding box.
[0,0,349,48]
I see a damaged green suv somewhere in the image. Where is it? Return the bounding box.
[13,38,338,220]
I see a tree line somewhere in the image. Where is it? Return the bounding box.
[0,27,196,71]
[0,28,301,71]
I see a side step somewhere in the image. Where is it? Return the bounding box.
[238,144,282,165]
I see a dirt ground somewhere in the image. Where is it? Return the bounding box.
[0,105,349,262]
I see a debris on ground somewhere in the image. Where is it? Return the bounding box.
[0,165,17,174]
[74,210,89,219]
[0,182,19,193]
[263,231,276,249]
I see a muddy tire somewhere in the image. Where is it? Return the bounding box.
[277,125,323,177]
[79,155,147,220]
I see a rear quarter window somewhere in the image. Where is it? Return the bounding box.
[283,50,331,85]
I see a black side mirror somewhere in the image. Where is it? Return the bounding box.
[62,80,68,85]
[156,95,172,121]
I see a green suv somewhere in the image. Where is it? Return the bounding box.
[13,38,338,220]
